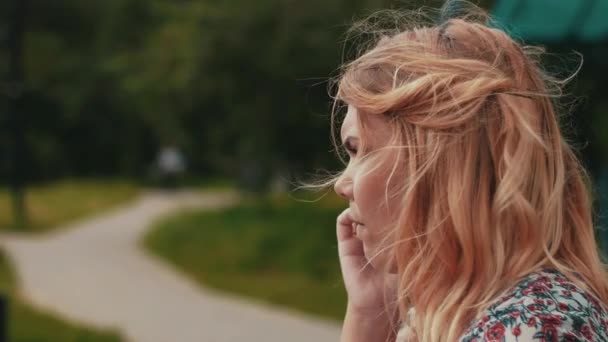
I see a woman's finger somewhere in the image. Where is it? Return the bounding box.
[337,208,365,257]
[337,208,356,240]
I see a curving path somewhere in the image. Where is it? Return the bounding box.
[0,191,341,342]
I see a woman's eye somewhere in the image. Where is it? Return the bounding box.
[344,142,358,155]
[343,138,359,157]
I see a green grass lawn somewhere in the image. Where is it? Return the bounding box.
[0,250,123,341]
[144,190,348,320]
[0,179,139,232]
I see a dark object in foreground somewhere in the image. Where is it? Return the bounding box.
[0,294,8,342]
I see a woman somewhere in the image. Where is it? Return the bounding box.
[321,3,608,341]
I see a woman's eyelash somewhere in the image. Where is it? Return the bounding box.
[343,138,360,156]
[344,143,358,155]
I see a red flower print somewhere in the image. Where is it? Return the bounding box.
[457,269,608,342]
[563,332,579,342]
[581,325,592,339]
[532,285,548,293]
[542,325,558,342]
[484,322,505,341]
[512,324,521,337]
[539,314,562,327]
[477,315,490,328]
[586,294,603,310]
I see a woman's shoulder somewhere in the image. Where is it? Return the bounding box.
[460,268,608,341]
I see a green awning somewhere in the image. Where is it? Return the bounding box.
[491,0,608,43]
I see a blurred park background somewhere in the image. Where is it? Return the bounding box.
[1,0,607,341]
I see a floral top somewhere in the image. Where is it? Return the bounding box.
[460,268,608,341]
[396,268,608,341]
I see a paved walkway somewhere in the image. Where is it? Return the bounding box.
[0,191,341,342]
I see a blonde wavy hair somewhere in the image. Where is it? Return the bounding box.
[301,2,608,341]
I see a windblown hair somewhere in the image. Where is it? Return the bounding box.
[302,2,608,341]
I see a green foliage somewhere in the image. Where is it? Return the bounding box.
[0,0,501,186]
[2,0,607,190]
[144,190,348,320]
[0,251,122,341]
[0,179,138,232]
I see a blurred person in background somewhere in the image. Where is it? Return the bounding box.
[156,144,186,189]
[311,2,608,341]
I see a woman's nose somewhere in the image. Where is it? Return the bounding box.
[334,174,353,200]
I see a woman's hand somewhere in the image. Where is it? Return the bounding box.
[337,208,398,342]
[337,207,387,314]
